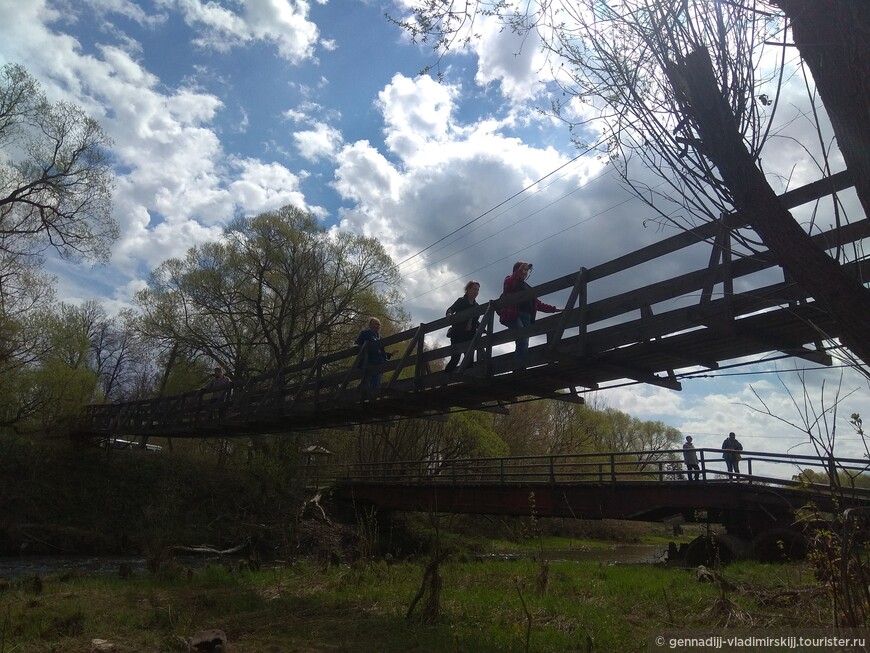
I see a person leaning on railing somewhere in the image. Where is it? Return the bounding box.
[201,366,231,402]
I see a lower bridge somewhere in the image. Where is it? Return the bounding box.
[327,448,870,564]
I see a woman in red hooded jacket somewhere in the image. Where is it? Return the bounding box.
[498,261,561,361]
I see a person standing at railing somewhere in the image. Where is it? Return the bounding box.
[201,366,231,402]
[444,280,481,372]
[498,261,562,362]
[200,366,232,418]
[354,317,393,398]
[682,435,700,481]
[722,431,743,480]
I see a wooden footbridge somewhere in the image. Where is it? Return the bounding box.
[74,171,868,439]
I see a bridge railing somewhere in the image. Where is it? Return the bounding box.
[326,448,870,497]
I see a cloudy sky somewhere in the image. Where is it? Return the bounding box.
[1,0,867,474]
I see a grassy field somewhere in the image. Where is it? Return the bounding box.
[1,556,832,652]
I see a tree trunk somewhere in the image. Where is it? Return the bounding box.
[773,0,870,218]
[666,47,870,366]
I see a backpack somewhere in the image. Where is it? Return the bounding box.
[497,292,517,325]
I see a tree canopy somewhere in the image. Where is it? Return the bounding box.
[0,63,117,266]
[135,205,405,381]
[0,64,120,433]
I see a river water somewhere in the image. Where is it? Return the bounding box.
[0,545,665,579]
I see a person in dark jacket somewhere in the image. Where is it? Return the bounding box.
[354,317,392,396]
[444,280,481,372]
[498,261,561,361]
[682,435,700,481]
[722,431,743,479]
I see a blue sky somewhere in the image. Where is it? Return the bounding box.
[1,0,867,470]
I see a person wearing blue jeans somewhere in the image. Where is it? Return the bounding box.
[503,311,533,359]
[498,261,561,362]
[721,431,743,480]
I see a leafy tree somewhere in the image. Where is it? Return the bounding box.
[88,307,152,400]
[0,64,119,432]
[493,397,680,464]
[0,63,117,266]
[44,300,155,402]
[547,400,607,455]
[0,272,55,430]
[396,1,870,367]
[135,206,404,379]
[0,301,100,433]
[492,400,553,455]
[348,411,506,466]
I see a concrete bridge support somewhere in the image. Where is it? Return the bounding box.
[681,527,809,566]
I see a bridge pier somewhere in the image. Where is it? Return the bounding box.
[746,527,809,563]
[680,527,809,566]
[682,533,744,567]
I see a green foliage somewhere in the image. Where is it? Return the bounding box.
[448,410,508,458]
[27,358,99,432]
[160,357,210,395]
[0,302,104,433]
[494,399,681,458]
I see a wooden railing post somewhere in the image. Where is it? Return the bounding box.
[610,454,616,484]
[828,455,841,491]
[549,456,555,485]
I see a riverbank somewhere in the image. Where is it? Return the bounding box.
[1,556,835,652]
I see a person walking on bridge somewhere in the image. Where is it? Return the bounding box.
[682,435,700,481]
[498,261,561,362]
[722,431,743,480]
[354,317,393,398]
[444,280,481,372]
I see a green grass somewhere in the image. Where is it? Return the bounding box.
[0,558,834,653]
